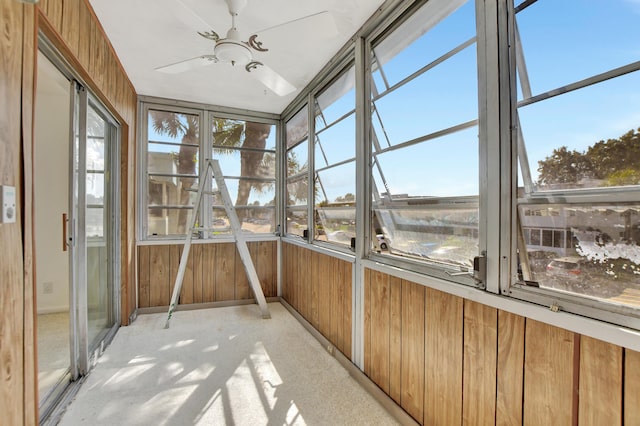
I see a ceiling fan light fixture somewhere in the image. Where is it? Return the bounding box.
[214,40,252,66]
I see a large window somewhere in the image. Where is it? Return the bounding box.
[285,106,309,238]
[369,0,479,272]
[313,66,357,247]
[141,105,277,239]
[513,0,640,315]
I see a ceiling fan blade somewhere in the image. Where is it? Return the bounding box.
[247,63,296,96]
[155,55,217,74]
[253,10,332,35]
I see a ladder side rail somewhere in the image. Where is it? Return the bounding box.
[211,160,271,319]
[164,163,212,328]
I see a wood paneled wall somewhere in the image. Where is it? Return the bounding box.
[0,0,138,422]
[138,241,277,308]
[37,0,138,325]
[1,2,33,424]
[363,268,639,425]
[281,243,353,360]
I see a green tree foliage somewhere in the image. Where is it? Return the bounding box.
[537,127,640,187]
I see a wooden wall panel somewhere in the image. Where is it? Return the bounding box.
[626,349,640,426]
[138,245,150,308]
[578,336,623,425]
[339,259,352,357]
[463,301,497,426]
[138,241,277,307]
[424,288,463,426]
[257,241,276,297]
[496,310,525,426]
[1,2,26,423]
[363,267,371,375]
[388,276,402,405]
[309,250,320,328]
[523,320,576,425]
[370,270,390,393]
[61,0,80,56]
[76,0,90,71]
[192,244,203,303]
[149,245,170,306]
[179,245,194,305]
[22,4,37,423]
[215,243,236,301]
[402,280,425,422]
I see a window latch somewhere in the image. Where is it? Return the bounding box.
[473,255,486,285]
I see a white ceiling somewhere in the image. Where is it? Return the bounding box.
[89,0,386,114]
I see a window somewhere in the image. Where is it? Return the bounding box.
[513,0,640,314]
[285,106,309,238]
[313,66,356,247]
[369,0,479,274]
[141,104,277,239]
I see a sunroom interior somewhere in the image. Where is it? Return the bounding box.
[2,0,640,424]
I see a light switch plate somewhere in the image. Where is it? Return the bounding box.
[1,185,17,223]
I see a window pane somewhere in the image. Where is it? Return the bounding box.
[147,176,198,207]
[286,176,308,207]
[373,127,479,197]
[148,142,199,175]
[315,162,355,207]
[148,207,194,237]
[286,105,309,149]
[316,206,355,246]
[518,203,640,308]
[315,114,356,167]
[519,71,640,192]
[213,177,275,207]
[373,201,479,267]
[213,148,276,180]
[209,207,276,235]
[148,110,200,144]
[286,208,308,237]
[287,141,308,177]
[373,45,477,146]
[373,0,474,89]
[316,67,356,130]
[516,0,640,99]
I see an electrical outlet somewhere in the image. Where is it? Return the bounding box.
[43,281,53,294]
[1,185,17,224]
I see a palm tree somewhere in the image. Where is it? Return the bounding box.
[150,111,199,234]
[213,120,273,221]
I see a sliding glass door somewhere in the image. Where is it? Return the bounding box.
[36,47,120,421]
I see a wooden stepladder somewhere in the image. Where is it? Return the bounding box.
[164,159,270,328]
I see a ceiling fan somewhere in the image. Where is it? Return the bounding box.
[156,0,328,97]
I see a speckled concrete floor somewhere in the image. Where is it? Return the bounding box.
[58,302,398,425]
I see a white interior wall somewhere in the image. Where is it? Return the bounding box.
[35,52,71,314]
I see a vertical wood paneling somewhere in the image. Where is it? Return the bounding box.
[330,256,340,347]
[257,241,276,297]
[626,349,640,426]
[202,243,216,302]
[523,320,575,425]
[138,245,150,308]
[401,280,425,422]
[496,311,525,426]
[61,0,80,56]
[1,2,25,423]
[363,268,371,374]
[22,4,37,422]
[340,260,352,358]
[214,243,236,301]
[318,252,332,340]
[298,246,310,318]
[370,270,390,393]
[149,245,170,306]
[42,0,63,30]
[425,288,463,426]
[463,301,497,425]
[235,244,250,300]
[77,0,91,70]
[179,245,193,305]
[579,336,623,425]
[192,244,203,303]
[388,276,402,404]
[310,251,320,328]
